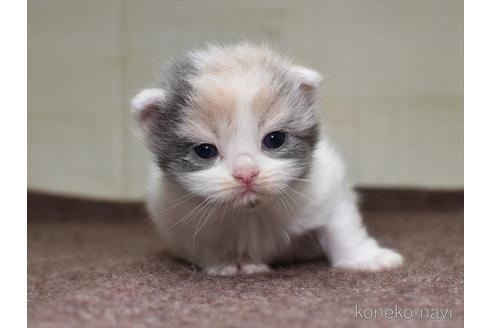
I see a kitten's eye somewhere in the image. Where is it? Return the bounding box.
[194,144,218,159]
[263,131,287,149]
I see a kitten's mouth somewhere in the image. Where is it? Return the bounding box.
[233,186,261,207]
[241,188,257,196]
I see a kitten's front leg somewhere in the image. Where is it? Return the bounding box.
[204,264,240,276]
[318,196,403,271]
[204,263,271,276]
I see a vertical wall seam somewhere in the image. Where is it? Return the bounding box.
[117,0,126,198]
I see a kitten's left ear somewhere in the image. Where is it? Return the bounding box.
[131,88,166,137]
[289,65,322,105]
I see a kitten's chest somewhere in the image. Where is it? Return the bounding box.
[205,208,297,261]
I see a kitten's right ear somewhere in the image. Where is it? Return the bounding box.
[289,65,322,106]
[131,88,166,135]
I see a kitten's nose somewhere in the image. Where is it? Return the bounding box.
[233,168,259,186]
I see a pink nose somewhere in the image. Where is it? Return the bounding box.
[233,168,259,186]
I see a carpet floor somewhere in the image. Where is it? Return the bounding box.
[27,190,463,328]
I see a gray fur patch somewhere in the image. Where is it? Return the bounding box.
[149,56,217,177]
[261,72,320,171]
[262,122,319,172]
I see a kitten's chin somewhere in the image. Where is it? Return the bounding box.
[232,190,262,209]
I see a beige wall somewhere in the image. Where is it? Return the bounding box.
[28,0,463,200]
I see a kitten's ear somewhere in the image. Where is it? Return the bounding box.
[131,88,166,136]
[289,65,322,105]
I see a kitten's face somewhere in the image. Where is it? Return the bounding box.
[132,45,321,208]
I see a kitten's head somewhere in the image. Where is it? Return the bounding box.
[132,44,321,208]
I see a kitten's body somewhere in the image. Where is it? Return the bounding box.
[133,44,402,275]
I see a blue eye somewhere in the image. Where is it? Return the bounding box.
[194,144,218,159]
[263,131,287,149]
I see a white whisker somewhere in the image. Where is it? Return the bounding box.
[164,196,212,232]
[282,183,311,202]
[142,192,199,223]
[192,199,222,251]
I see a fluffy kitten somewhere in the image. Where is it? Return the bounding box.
[132,43,403,275]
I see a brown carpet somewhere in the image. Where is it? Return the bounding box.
[27,190,463,328]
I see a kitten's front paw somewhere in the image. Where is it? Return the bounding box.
[204,264,239,276]
[240,263,271,274]
[204,263,271,276]
[333,247,403,271]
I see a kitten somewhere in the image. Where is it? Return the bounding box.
[132,43,403,275]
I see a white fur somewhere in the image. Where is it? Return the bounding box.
[146,134,402,275]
